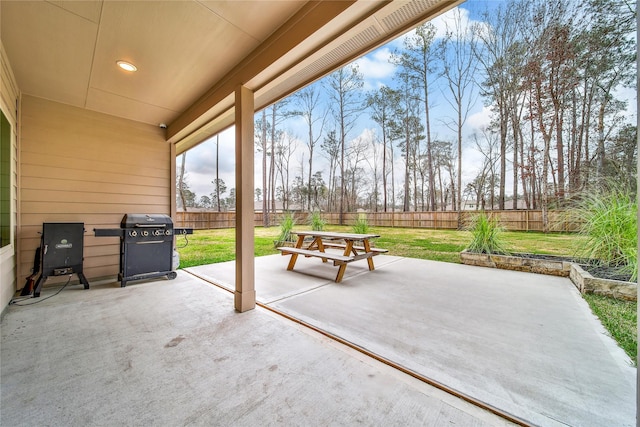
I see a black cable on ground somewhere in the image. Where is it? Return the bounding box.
[175,233,189,249]
[9,275,72,306]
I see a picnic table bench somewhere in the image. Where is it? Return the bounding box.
[276,230,388,283]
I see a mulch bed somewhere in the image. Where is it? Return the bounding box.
[512,253,633,282]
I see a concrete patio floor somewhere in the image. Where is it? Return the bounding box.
[186,254,637,427]
[2,268,512,427]
[1,254,635,426]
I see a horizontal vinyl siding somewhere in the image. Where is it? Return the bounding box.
[19,95,171,283]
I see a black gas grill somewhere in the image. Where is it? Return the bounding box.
[95,214,192,287]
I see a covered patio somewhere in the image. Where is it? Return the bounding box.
[1,2,636,426]
[2,256,635,426]
[0,0,468,312]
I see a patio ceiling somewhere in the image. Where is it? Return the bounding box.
[1,0,462,153]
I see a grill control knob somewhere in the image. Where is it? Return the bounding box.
[130,230,137,237]
[165,230,172,236]
[153,230,161,236]
[142,230,149,237]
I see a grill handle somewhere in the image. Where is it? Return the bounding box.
[133,224,167,228]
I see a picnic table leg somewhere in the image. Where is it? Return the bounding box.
[363,239,375,270]
[315,237,328,263]
[334,240,354,282]
[335,263,347,283]
[286,234,306,270]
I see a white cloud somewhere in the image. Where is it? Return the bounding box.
[390,5,478,50]
[178,127,236,197]
[352,5,488,92]
[467,104,493,131]
[354,47,397,90]
[431,7,471,39]
[355,48,395,79]
[613,85,637,123]
[179,3,513,202]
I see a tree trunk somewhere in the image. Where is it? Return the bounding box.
[382,128,388,212]
[498,98,507,210]
[216,135,221,212]
[270,108,276,215]
[179,152,187,211]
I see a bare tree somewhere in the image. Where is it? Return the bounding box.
[431,140,455,210]
[582,0,636,188]
[274,132,297,210]
[292,86,327,211]
[325,65,364,223]
[390,69,424,212]
[367,86,400,212]
[345,134,370,210]
[472,128,501,209]
[440,9,478,211]
[255,110,271,224]
[321,130,340,211]
[178,152,188,211]
[474,0,525,210]
[391,23,439,210]
[215,135,221,211]
[263,100,292,216]
[363,133,382,211]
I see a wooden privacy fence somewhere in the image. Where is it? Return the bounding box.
[176,210,580,232]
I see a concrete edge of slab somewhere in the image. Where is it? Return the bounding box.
[184,268,336,304]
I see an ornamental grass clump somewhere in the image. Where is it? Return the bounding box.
[352,214,369,234]
[274,211,296,247]
[465,212,510,255]
[308,210,326,231]
[572,188,637,281]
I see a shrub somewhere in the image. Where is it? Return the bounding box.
[571,187,637,281]
[274,211,296,247]
[352,214,369,234]
[465,212,509,255]
[308,211,326,231]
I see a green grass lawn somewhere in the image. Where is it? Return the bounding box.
[583,294,637,364]
[177,225,582,267]
[176,225,636,364]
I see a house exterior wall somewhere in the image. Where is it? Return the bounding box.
[1,42,19,313]
[18,95,171,286]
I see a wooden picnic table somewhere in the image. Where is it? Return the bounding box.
[276,230,388,283]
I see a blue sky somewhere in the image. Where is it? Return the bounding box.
[181,1,496,202]
[180,0,636,205]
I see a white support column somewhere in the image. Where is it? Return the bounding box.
[234,85,256,312]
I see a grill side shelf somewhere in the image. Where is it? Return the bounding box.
[94,228,124,237]
[174,228,194,235]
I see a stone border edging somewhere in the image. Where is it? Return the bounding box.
[569,263,637,301]
[460,251,637,301]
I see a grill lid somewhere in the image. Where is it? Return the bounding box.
[121,214,173,228]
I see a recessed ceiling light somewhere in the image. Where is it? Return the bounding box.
[116,60,137,72]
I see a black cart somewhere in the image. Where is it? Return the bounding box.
[95,214,192,287]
